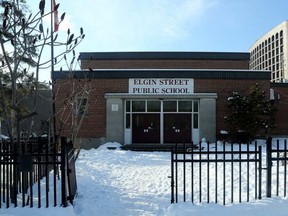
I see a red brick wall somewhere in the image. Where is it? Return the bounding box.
[195,79,271,134]
[81,59,249,70]
[54,79,128,138]
[271,85,288,135]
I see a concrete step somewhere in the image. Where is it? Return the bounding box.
[121,143,198,152]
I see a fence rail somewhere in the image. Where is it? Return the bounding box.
[170,142,264,205]
[0,137,78,208]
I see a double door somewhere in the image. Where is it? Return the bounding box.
[132,113,191,143]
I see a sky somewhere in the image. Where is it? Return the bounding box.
[26,0,288,81]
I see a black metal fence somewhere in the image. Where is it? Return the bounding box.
[170,139,288,205]
[0,136,78,208]
[266,137,288,198]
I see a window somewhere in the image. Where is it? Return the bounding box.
[193,101,199,112]
[163,101,177,112]
[125,100,132,129]
[76,98,88,116]
[125,99,199,130]
[193,114,199,129]
[126,101,131,112]
[147,101,161,112]
[132,101,145,112]
[179,101,192,112]
[126,114,131,128]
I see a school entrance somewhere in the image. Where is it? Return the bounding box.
[125,100,199,144]
[164,114,191,143]
[132,114,160,143]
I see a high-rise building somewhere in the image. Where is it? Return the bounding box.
[249,20,288,82]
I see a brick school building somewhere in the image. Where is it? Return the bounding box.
[53,52,275,149]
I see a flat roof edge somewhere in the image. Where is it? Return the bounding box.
[79,51,250,61]
[52,69,270,80]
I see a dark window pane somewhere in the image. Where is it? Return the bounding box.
[193,114,198,129]
[147,101,161,112]
[179,101,192,112]
[132,101,145,112]
[163,101,177,112]
[126,114,131,128]
[77,98,88,116]
[193,101,199,112]
[126,100,131,112]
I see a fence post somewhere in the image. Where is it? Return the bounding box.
[266,137,272,198]
[61,137,68,207]
[170,145,174,204]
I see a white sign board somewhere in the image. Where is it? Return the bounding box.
[111,104,119,111]
[129,78,194,95]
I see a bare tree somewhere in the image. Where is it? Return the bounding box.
[53,74,96,146]
[0,0,86,147]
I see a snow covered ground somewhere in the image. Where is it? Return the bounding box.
[1,140,288,216]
